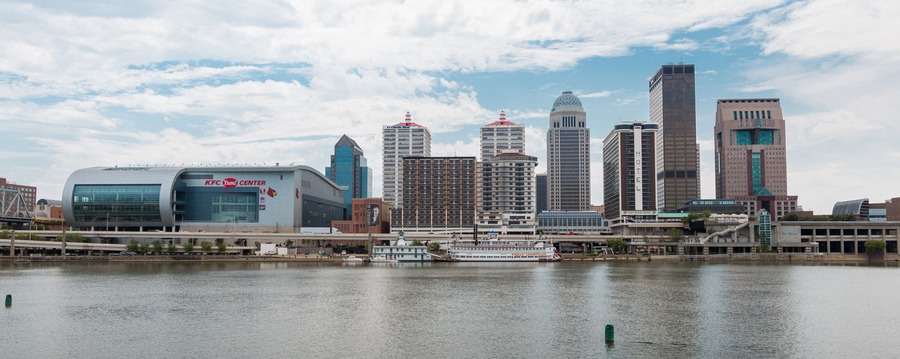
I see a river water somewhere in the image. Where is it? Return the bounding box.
[2,261,898,358]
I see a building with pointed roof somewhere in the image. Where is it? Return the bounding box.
[382,112,431,225]
[480,111,524,162]
[326,134,372,215]
[478,112,535,233]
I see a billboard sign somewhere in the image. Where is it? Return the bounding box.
[366,204,380,226]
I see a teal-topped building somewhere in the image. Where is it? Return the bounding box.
[714,99,797,219]
[326,135,372,218]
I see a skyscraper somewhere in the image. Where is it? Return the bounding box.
[547,91,591,211]
[477,152,538,234]
[325,135,372,215]
[480,111,524,161]
[649,64,700,211]
[714,98,797,218]
[535,173,547,215]
[382,112,431,218]
[399,156,477,233]
[478,112,536,233]
[602,122,658,222]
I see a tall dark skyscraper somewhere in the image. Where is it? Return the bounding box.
[535,173,547,215]
[649,64,700,211]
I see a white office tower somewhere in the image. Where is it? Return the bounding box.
[382,112,431,225]
[480,111,525,161]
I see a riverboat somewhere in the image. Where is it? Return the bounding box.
[367,255,398,264]
[371,233,433,262]
[438,233,563,262]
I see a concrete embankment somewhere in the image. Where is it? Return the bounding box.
[3,254,896,264]
[0,255,344,263]
[562,253,900,264]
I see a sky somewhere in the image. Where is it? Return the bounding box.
[2,0,899,214]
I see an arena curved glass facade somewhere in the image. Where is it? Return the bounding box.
[71,185,162,224]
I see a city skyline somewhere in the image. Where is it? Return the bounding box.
[2,1,899,214]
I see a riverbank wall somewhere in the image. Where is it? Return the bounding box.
[3,253,898,264]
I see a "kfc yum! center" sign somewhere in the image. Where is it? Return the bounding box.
[204,178,267,189]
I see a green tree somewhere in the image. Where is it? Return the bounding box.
[183,241,194,253]
[412,239,423,246]
[285,240,294,248]
[0,230,10,239]
[665,228,685,242]
[68,233,86,243]
[830,213,857,221]
[201,241,213,253]
[151,240,163,254]
[682,211,712,224]
[167,243,176,254]
[138,242,150,254]
[217,241,227,253]
[865,240,887,253]
[606,238,627,254]
[781,212,801,221]
[127,239,140,253]
[427,242,441,252]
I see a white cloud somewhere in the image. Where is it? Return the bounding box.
[4,0,887,213]
[578,90,615,98]
[752,0,900,60]
[742,0,900,213]
[652,38,700,51]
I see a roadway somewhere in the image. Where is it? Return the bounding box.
[3,230,647,244]
[2,230,687,256]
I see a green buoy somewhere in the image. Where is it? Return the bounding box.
[5,294,10,308]
[604,324,614,343]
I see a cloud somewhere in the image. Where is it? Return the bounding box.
[652,38,700,51]
[0,0,861,206]
[741,0,900,212]
[752,0,900,60]
[578,90,615,98]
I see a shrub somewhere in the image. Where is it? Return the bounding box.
[606,238,627,254]
[865,240,887,253]
[127,239,140,253]
[151,240,163,254]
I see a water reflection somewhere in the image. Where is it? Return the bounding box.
[2,262,899,358]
